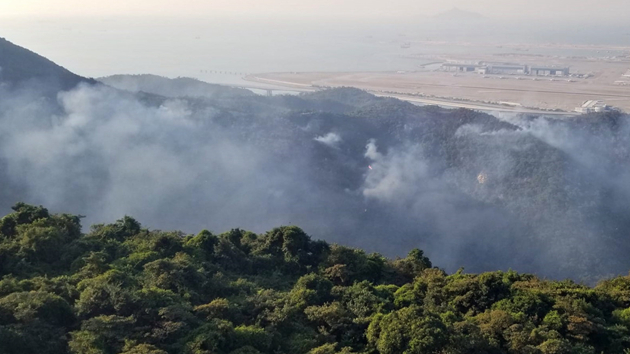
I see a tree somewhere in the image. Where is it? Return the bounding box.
[367,306,448,354]
[120,343,168,354]
[392,249,432,282]
[75,270,136,317]
[0,203,50,238]
[0,291,74,327]
[289,273,333,308]
[185,230,218,261]
[68,315,135,354]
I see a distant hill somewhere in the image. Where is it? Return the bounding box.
[433,7,487,21]
[0,37,95,91]
[99,74,256,99]
[1,40,630,284]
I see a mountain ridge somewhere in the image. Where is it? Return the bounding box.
[98,74,255,99]
[0,37,95,91]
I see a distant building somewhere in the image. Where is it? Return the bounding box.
[440,62,569,76]
[441,63,484,73]
[486,64,527,75]
[530,66,570,76]
[575,100,610,114]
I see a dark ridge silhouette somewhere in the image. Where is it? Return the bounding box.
[0,37,96,91]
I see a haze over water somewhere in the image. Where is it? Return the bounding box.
[1,16,628,86]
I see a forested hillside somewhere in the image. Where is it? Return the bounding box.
[1,41,630,283]
[1,203,630,354]
[2,75,630,281]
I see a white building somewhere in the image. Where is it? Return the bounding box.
[575,100,610,114]
[530,66,570,76]
[487,64,527,75]
[440,63,484,73]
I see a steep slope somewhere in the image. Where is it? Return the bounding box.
[0,37,95,91]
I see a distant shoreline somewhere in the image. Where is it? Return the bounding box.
[243,74,579,116]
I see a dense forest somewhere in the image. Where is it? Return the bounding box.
[1,203,630,354]
[3,67,630,281]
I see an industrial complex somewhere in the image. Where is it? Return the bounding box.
[441,61,570,76]
[244,42,630,114]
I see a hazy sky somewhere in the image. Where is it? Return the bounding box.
[1,0,628,20]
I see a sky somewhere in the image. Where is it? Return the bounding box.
[1,0,628,20]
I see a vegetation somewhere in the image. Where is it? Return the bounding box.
[2,35,630,283]
[1,203,630,354]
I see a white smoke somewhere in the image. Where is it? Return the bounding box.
[363,140,430,202]
[314,132,342,148]
[0,84,304,232]
[1,81,629,281]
